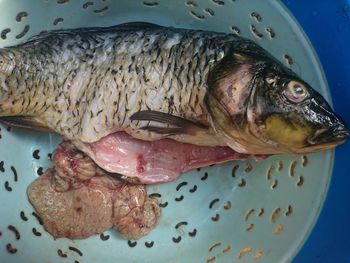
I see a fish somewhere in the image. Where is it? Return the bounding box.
[0,22,348,161]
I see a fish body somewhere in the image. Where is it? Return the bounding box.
[0,24,236,145]
[0,22,348,155]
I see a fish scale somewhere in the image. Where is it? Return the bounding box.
[0,25,235,144]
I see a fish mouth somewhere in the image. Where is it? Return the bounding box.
[307,124,349,146]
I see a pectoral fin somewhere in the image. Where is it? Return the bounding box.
[130,110,208,135]
[0,116,54,132]
[139,126,184,136]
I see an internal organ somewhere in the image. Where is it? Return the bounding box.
[27,142,160,240]
[77,132,250,184]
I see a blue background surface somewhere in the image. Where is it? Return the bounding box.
[282,1,350,262]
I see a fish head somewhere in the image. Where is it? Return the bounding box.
[206,48,348,154]
[247,69,349,154]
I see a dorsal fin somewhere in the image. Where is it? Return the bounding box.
[16,22,164,47]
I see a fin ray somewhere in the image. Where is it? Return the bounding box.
[18,22,163,47]
[130,110,208,135]
[140,126,184,136]
[0,116,54,132]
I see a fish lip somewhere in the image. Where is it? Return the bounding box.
[333,125,350,138]
[307,124,349,145]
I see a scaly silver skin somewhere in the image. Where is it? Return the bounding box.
[0,26,241,145]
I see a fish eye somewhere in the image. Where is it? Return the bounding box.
[284,80,308,103]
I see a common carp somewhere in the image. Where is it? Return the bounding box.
[0,22,348,182]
